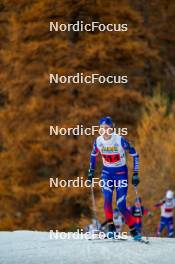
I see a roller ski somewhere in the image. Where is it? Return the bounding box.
[88,223,128,241]
[130,226,149,244]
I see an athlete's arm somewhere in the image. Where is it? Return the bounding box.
[121,137,139,173]
[128,206,134,214]
[89,139,99,170]
[155,200,165,208]
[142,207,151,216]
[173,198,175,208]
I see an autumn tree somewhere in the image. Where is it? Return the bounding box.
[0,0,174,231]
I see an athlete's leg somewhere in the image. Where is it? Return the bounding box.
[157,217,166,236]
[134,222,142,235]
[101,169,114,221]
[116,186,135,226]
[167,217,174,238]
[115,170,135,227]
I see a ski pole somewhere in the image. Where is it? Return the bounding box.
[134,186,148,239]
[90,185,99,230]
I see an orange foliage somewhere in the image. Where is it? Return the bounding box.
[0,1,174,233]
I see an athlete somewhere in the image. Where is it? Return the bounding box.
[155,190,175,237]
[113,208,125,233]
[100,208,124,234]
[88,116,140,240]
[128,197,152,235]
[84,219,101,234]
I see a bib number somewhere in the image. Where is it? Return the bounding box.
[102,154,120,163]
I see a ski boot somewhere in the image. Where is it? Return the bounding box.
[129,226,142,241]
[106,222,117,239]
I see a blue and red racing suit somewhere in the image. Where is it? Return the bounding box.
[89,132,139,227]
[128,206,149,233]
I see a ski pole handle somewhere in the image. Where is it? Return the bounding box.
[134,186,143,217]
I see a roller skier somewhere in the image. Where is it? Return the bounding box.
[88,116,142,241]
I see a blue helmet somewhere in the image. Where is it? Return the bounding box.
[99,116,113,127]
[135,197,142,203]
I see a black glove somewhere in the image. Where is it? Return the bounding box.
[88,168,94,183]
[132,172,139,186]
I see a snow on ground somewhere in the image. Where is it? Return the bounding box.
[0,231,175,264]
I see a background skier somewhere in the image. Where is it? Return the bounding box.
[128,197,152,235]
[113,208,125,233]
[155,190,175,237]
